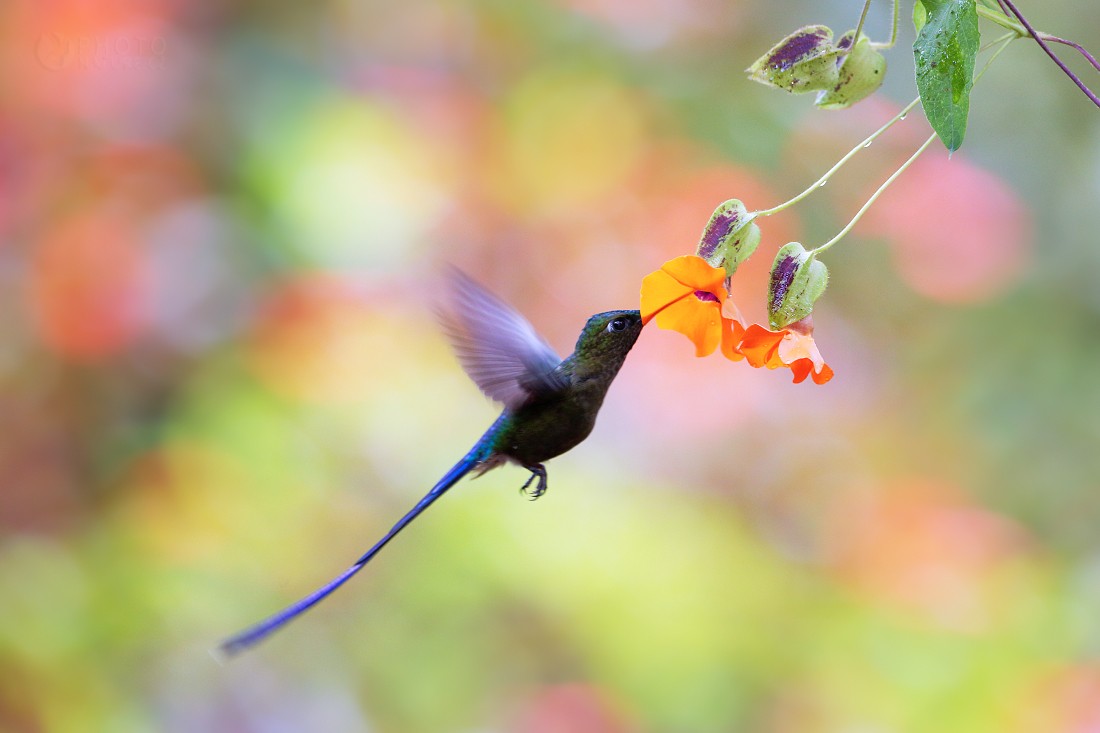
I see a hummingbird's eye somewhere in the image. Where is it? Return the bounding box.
[607,318,628,333]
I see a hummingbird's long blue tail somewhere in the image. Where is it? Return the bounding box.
[218,431,497,657]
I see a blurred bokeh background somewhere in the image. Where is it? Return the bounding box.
[2,0,1099,731]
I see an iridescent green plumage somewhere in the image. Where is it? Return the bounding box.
[478,309,643,496]
[220,275,642,655]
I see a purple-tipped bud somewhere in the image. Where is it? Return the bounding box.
[816,32,887,110]
[768,242,829,329]
[747,25,841,94]
[695,199,761,275]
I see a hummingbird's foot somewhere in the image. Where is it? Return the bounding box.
[519,464,548,500]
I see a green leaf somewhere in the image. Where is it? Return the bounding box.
[913,0,980,152]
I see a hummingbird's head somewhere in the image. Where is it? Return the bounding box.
[574,309,644,364]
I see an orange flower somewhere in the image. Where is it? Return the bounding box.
[640,255,832,384]
[738,316,833,384]
[641,255,743,357]
[719,300,747,362]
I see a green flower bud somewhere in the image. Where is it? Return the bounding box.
[913,1,928,33]
[815,31,887,110]
[746,25,841,94]
[768,242,829,329]
[695,199,761,275]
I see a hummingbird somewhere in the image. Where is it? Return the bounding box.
[220,270,643,655]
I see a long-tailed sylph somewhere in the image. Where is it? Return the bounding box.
[220,270,643,655]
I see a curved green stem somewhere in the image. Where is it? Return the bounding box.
[757,29,1015,222]
[982,31,1017,53]
[869,0,900,50]
[977,26,1020,76]
[810,33,1017,257]
[976,4,1027,35]
[810,133,936,256]
[851,0,872,47]
[755,96,921,218]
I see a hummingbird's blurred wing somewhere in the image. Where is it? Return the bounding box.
[441,269,566,410]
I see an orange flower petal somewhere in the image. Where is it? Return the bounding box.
[733,322,832,383]
[641,253,835,382]
[659,254,727,295]
[654,295,723,356]
[720,317,746,362]
[640,255,728,324]
[640,268,692,325]
[777,327,832,384]
[639,254,836,380]
[811,363,834,384]
[737,324,786,368]
[640,255,733,355]
[788,358,813,384]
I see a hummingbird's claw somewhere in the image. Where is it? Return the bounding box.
[519,464,548,500]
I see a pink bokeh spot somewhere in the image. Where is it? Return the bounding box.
[863,153,1032,303]
[828,479,1031,632]
[514,684,632,733]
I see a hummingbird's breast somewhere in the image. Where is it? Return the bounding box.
[492,392,601,466]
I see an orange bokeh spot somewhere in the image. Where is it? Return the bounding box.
[248,275,396,404]
[829,480,1030,631]
[28,211,148,360]
[1012,665,1100,733]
